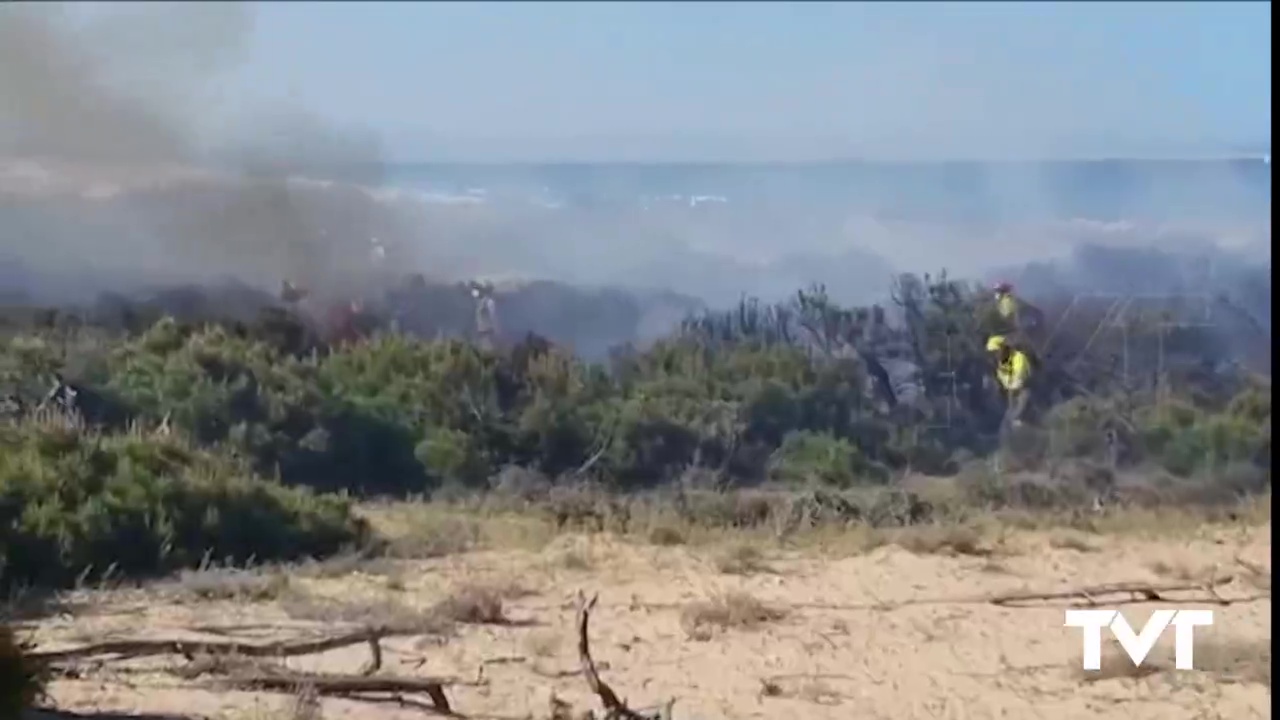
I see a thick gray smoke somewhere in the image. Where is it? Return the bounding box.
[0,3,243,162]
[0,3,1271,360]
[0,3,403,306]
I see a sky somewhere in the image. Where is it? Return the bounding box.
[22,1,1279,162]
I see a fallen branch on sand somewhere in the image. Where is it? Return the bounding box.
[636,575,1269,616]
[866,575,1273,611]
[30,627,409,665]
[212,668,461,715]
[575,591,674,720]
[32,627,477,717]
[31,596,674,719]
[25,572,1266,718]
[978,577,1269,608]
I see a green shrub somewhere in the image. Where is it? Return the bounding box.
[0,421,366,591]
[1133,395,1271,478]
[768,431,889,487]
[0,623,44,719]
[416,427,490,487]
[0,273,1266,516]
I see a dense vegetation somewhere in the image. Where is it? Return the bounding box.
[0,272,1270,591]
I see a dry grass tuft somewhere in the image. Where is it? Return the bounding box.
[431,583,516,625]
[364,501,559,557]
[714,543,773,575]
[553,546,594,571]
[289,683,322,720]
[887,523,996,557]
[1145,557,1221,583]
[647,524,687,546]
[293,553,402,580]
[280,592,452,635]
[757,676,844,705]
[160,567,292,603]
[681,591,786,640]
[1072,494,1272,539]
[381,514,482,558]
[979,558,1016,575]
[1048,530,1103,553]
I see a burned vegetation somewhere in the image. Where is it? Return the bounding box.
[0,263,1269,593]
[0,254,1269,719]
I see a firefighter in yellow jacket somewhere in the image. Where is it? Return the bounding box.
[990,280,1045,344]
[986,334,1032,429]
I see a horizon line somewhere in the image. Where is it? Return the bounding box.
[384,154,1271,166]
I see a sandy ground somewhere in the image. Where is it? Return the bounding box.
[26,521,1272,720]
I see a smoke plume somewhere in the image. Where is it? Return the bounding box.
[0,3,1271,361]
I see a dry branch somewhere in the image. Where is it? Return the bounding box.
[39,577,1258,719]
[980,577,1265,608]
[576,591,671,720]
[30,628,399,664]
[25,707,202,712]
[360,633,384,676]
[32,627,481,717]
[212,670,462,714]
[823,576,1271,611]
[635,575,1268,617]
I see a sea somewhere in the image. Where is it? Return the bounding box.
[0,155,1269,313]
[379,157,1271,224]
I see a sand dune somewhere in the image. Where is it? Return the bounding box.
[28,514,1271,720]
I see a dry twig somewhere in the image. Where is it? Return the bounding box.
[813,577,1271,612]
[30,628,406,664]
[576,591,672,720]
[33,627,480,717]
[633,576,1269,616]
[979,577,1263,608]
[213,669,461,714]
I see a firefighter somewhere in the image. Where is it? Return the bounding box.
[471,281,500,350]
[986,334,1032,429]
[990,280,1045,343]
[991,281,1017,325]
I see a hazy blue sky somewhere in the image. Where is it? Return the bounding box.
[32,2,1278,161]
[220,1,1270,161]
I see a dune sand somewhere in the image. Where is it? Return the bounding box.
[27,518,1271,720]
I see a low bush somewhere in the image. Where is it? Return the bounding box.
[0,419,367,591]
[0,274,1268,591]
[0,623,44,719]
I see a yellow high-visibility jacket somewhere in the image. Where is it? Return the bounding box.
[997,351,1031,391]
